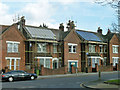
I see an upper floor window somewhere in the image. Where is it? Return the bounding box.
[112,45,118,53]
[104,45,107,53]
[99,45,103,53]
[89,44,96,53]
[6,41,19,53]
[53,44,57,53]
[68,43,77,53]
[37,43,46,53]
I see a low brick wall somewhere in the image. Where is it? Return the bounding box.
[41,65,66,75]
[25,68,35,73]
[98,65,113,72]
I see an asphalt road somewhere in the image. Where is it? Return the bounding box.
[1,72,119,89]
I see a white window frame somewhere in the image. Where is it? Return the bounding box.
[103,57,107,66]
[112,57,119,66]
[68,43,77,53]
[53,43,57,53]
[87,56,100,67]
[6,41,20,53]
[89,44,96,53]
[99,45,103,53]
[112,45,119,54]
[5,57,20,70]
[37,43,46,53]
[104,45,107,53]
[36,57,52,69]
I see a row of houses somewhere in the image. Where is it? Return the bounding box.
[0,17,120,74]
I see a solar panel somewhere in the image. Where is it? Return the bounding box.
[76,30,102,42]
[26,26,56,40]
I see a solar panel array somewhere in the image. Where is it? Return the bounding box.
[26,26,56,40]
[76,30,102,42]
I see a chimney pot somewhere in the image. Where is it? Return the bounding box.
[97,27,102,34]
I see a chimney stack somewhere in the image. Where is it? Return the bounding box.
[59,23,64,31]
[66,20,76,31]
[107,28,111,35]
[21,16,25,26]
[97,27,102,34]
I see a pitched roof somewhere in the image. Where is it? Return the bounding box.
[0,25,10,34]
[76,30,102,42]
[50,28,64,41]
[25,26,56,40]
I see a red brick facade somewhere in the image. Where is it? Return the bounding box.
[64,29,81,72]
[0,24,26,72]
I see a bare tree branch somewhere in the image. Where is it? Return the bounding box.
[95,0,120,34]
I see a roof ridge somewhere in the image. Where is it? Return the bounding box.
[76,29,97,34]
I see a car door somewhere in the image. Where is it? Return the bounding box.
[18,71,30,80]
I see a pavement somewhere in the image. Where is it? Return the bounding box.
[37,71,118,79]
[82,79,120,90]
[37,71,119,89]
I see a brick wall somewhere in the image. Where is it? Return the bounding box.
[109,34,120,64]
[2,24,26,71]
[40,65,67,75]
[64,30,81,72]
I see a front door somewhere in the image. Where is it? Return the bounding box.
[68,62,77,72]
[53,60,57,69]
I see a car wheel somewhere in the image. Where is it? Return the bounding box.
[30,76,35,80]
[8,77,14,82]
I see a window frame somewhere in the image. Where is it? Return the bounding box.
[37,43,46,53]
[112,45,119,54]
[68,43,77,53]
[6,41,20,53]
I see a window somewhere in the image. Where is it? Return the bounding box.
[99,45,103,53]
[53,44,57,53]
[112,45,118,53]
[45,59,50,68]
[68,43,77,53]
[37,43,46,53]
[7,42,19,53]
[89,45,96,53]
[92,58,100,68]
[6,58,20,70]
[88,58,91,66]
[73,46,76,53]
[69,45,72,52]
[103,57,107,66]
[104,46,107,53]
[113,57,119,66]
[39,58,51,69]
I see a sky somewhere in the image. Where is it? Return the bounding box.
[0,0,117,34]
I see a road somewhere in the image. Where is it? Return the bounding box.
[1,72,119,89]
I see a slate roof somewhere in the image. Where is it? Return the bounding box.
[25,26,56,40]
[76,30,102,42]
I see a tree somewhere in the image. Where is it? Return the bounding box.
[95,0,120,33]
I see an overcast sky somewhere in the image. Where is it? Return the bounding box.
[0,0,117,34]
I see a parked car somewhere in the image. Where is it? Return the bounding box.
[2,70,37,82]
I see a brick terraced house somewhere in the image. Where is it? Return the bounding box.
[0,24,26,72]
[0,16,120,74]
